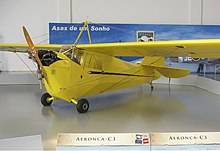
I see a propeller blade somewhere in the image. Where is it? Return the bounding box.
[22,26,48,82]
[22,26,35,53]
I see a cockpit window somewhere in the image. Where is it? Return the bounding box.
[61,48,82,65]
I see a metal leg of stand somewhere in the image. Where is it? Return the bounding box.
[203,64,206,76]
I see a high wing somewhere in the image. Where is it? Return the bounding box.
[0,44,64,53]
[1,39,220,58]
[76,39,220,58]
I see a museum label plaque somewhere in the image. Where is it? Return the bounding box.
[57,133,150,150]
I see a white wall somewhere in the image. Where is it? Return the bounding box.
[72,0,192,24]
[0,0,59,71]
[203,0,220,25]
[1,0,220,71]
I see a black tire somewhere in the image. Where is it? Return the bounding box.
[76,99,89,113]
[41,93,53,106]
[151,85,154,91]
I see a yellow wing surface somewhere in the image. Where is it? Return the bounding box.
[77,39,220,58]
[0,44,63,52]
[1,39,220,58]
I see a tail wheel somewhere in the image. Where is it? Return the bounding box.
[76,99,89,113]
[41,93,53,106]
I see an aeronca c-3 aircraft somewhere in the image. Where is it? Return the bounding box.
[1,22,220,113]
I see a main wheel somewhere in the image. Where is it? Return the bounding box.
[41,93,53,106]
[76,99,89,113]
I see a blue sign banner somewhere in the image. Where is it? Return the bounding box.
[49,23,220,62]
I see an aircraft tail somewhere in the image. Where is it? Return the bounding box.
[141,56,165,66]
[141,56,190,78]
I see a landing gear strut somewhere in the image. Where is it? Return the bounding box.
[41,93,53,106]
[76,98,89,113]
[149,81,154,91]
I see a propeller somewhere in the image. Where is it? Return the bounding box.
[22,26,47,88]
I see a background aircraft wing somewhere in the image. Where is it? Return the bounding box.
[77,39,220,58]
[0,44,64,53]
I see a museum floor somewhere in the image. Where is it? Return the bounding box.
[0,83,220,150]
[200,73,220,81]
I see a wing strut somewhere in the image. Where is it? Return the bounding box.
[74,21,92,45]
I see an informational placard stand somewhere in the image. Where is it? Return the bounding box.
[57,132,220,151]
[151,132,220,150]
[57,133,150,151]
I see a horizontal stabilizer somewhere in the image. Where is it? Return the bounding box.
[145,65,190,78]
[141,56,165,66]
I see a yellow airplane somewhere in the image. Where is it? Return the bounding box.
[1,22,220,113]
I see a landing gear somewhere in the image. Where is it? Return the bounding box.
[41,93,53,106]
[76,98,89,113]
[151,85,154,91]
[149,81,154,91]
